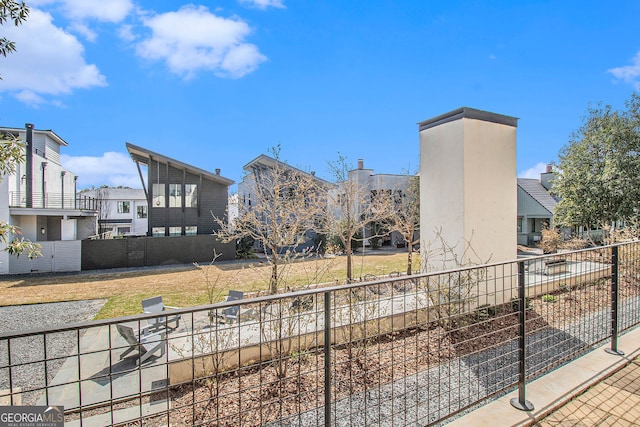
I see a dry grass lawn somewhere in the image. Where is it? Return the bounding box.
[0,251,417,320]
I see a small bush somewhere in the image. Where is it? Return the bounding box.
[236,236,257,259]
[538,227,561,254]
[541,294,557,303]
[511,297,532,311]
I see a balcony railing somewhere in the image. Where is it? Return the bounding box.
[9,191,98,210]
[0,242,638,426]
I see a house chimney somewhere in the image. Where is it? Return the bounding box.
[215,168,221,175]
[358,159,364,170]
[25,123,34,208]
[546,164,552,173]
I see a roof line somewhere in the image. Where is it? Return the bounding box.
[126,142,235,186]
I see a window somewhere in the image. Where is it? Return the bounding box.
[137,205,147,218]
[117,201,130,213]
[152,227,165,237]
[517,217,523,233]
[152,184,165,208]
[117,226,130,235]
[169,226,181,236]
[169,184,182,207]
[185,226,197,235]
[185,184,197,207]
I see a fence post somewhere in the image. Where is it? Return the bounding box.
[324,291,332,427]
[605,245,624,356]
[510,261,534,411]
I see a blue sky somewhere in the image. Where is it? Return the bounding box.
[1,0,639,191]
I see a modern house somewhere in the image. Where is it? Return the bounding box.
[345,159,417,246]
[126,143,234,237]
[238,154,334,252]
[517,165,557,245]
[80,187,148,238]
[0,123,97,274]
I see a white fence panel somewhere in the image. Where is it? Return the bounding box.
[8,241,81,274]
[9,242,54,274]
[53,240,81,272]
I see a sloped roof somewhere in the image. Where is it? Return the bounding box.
[517,178,557,214]
[126,142,234,186]
[244,153,335,187]
[0,126,68,146]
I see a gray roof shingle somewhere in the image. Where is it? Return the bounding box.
[517,178,557,214]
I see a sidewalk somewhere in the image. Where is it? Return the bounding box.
[447,326,640,427]
[536,355,640,426]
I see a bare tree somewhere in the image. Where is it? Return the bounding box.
[325,154,394,282]
[385,175,420,275]
[215,146,325,294]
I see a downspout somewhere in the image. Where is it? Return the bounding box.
[25,123,34,208]
[73,176,78,209]
[41,162,47,208]
[61,171,66,209]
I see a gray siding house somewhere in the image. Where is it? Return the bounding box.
[126,143,234,237]
[517,167,557,245]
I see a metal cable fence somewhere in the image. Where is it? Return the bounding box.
[0,242,639,426]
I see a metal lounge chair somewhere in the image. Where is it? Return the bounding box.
[211,290,245,324]
[142,296,181,331]
[116,324,166,365]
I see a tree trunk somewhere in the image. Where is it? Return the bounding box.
[270,249,278,294]
[406,241,413,276]
[346,238,352,283]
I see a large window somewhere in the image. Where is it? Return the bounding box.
[152,184,165,208]
[185,184,198,208]
[137,205,147,218]
[117,201,130,213]
[169,226,181,236]
[152,227,165,237]
[185,225,197,235]
[517,217,523,233]
[169,184,182,207]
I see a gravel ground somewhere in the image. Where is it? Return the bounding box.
[0,299,107,405]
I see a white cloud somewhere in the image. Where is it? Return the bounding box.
[607,51,640,89]
[29,0,134,23]
[135,5,267,79]
[518,162,549,179]
[117,24,136,42]
[0,9,107,100]
[68,22,98,42]
[14,90,46,106]
[61,152,142,189]
[238,0,285,9]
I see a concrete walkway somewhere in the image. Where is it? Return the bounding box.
[446,326,640,427]
[536,355,640,426]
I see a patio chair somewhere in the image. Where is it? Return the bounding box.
[116,324,166,365]
[210,290,245,324]
[142,296,181,332]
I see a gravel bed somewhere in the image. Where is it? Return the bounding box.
[0,299,106,405]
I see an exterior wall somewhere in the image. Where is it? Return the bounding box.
[81,235,234,270]
[147,159,228,236]
[82,188,147,237]
[420,108,517,270]
[517,187,552,245]
[0,177,8,274]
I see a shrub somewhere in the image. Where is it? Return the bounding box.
[541,294,557,303]
[538,227,561,254]
[236,236,257,259]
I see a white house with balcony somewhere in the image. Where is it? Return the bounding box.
[0,124,97,274]
[80,188,148,238]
